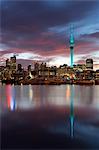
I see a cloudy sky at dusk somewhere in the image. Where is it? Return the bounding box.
[0,0,99,69]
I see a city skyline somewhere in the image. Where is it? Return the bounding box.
[1,0,99,70]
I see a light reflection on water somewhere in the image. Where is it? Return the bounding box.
[70,85,74,138]
[1,84,99,111]
[1,84,99,147]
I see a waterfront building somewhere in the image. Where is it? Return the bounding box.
[83,69,95,80]
[0,66,5,80]
[57,64,68,76]
[6,59,10,69]
[95,70,99,80]
[50,66,57,76]
[86,59,93,70]
[17,64,22,72]
[10,55,16,71]
[5,55,16,71]
[39,63,45,76]
[74,64,86,70]
[57,67,65,77]
[0,66,5,71]
[75,70,84,80]
[34,62,39,76]
[38,66,56,77]
[4,69,11,80]
[28,64,31,72]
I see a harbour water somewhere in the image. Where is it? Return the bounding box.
[1,84,99,149]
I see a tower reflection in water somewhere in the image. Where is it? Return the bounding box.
[6,85,16,111]
[70,85,74,138]
[66,85,74,138]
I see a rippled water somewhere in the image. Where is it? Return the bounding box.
[1,84,99,148]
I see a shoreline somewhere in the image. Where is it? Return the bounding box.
[0,79,99,85]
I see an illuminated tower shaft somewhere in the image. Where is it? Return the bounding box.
[70,46,74,67]
[69,28,74,67]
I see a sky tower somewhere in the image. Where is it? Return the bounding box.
[69,26,75,67]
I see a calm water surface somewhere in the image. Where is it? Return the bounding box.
[1,84,99,148]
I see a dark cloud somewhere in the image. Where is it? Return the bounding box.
[83,32,99,39]
[1,0,98,33]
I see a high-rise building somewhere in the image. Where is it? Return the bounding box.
[28,64,31,72]
[95,70,99,80]
[10,55,16,70]
[17,64,22,72]
[6,59,10,69]
[10,55,16,63]
[86,59,93,69]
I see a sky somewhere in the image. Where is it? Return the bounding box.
[0,0,99,69]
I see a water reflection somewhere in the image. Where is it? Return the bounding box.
[1,84,99,148]
[6,85,16,111]
[70,85,74,138]
[29,84,33,101]
[1,84,99,111]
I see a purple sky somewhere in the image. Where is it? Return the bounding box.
[0,0,99,69]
